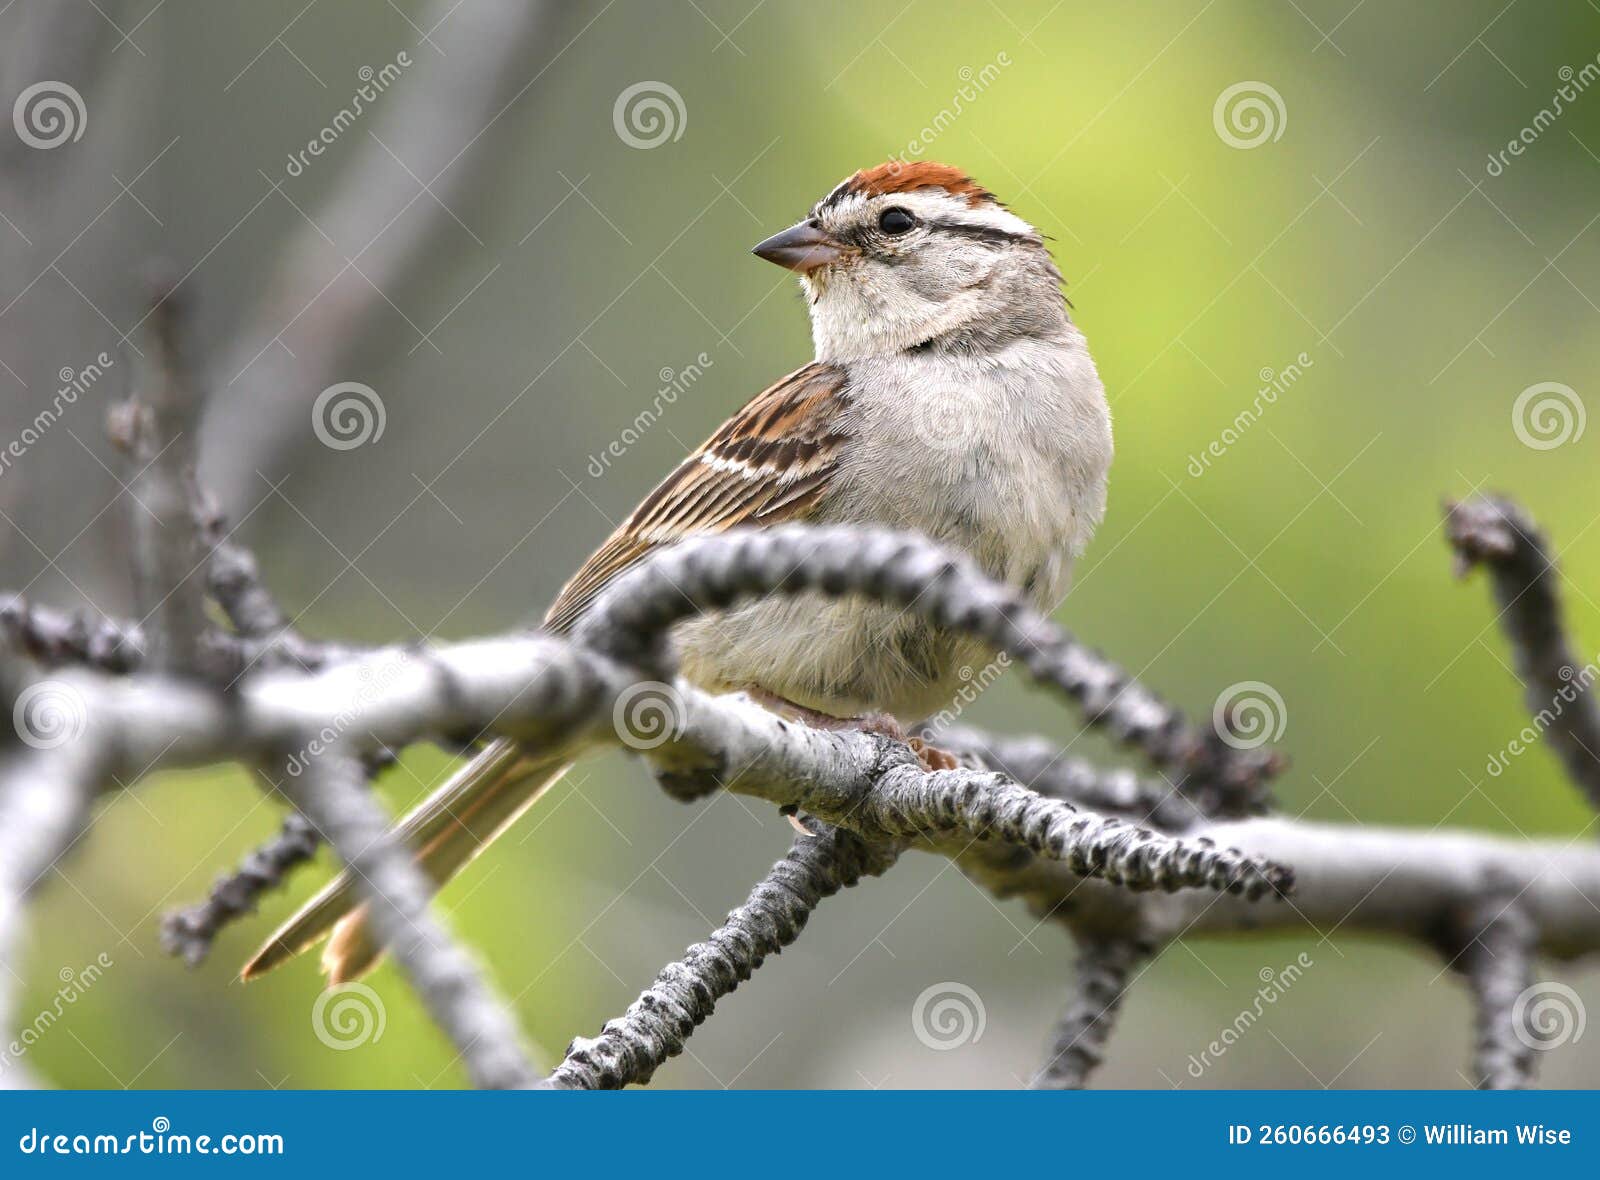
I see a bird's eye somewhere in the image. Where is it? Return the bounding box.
[878,207,916,235]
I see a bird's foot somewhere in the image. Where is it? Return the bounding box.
[743,689,959,773]
[907,736,961,772]
[842,712,960,771]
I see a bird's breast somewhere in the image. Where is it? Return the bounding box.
[826,338,1110,601]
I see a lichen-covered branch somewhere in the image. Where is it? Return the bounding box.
[160,811,321,967]
[1451,900,1537,1090]
[546,824,899,1089]
[958,809,1600,954]
[0,595,144,673]
[1446,495,1600,810]
[640,683,1289,897]
[155,492,375,961]
[936,725,1206,832]
[1030,935,1151,1089]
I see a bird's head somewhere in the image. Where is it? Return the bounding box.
[752,162,1066,361]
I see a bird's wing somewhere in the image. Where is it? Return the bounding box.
[542,361,850,635]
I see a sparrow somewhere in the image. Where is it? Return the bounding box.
[242,162,1114,984]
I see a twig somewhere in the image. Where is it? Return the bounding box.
[160,812,320,967]
[954,812,1600,958]
[0,589,357,681]
[937,725,1206,832]
[110,278,209,675]
[196,492,291,642]
[1030,935,1151,1089]
[0,595,144,672]
[277,752,538,1089]
[1446,495,1600,810]
[825,759,1287,896]
[1451,900,1537,1090]
[160,468,366,956]
[547,824,899,1089]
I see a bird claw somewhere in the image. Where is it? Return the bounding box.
[908,736,961,772]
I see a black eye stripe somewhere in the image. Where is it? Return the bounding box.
[927,220,1034,246]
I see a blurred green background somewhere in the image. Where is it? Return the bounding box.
[2,0,1598,1088]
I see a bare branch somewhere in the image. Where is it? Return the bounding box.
[1030,935,1151,1089]
[955,812,1600,959]
[1446,495,1600,809]
[110,279,209,674]
[0,737,108,1089]
[1450,899,1538,1090]
[160,811,320,967]
[547,824,898,1089]
[937,725,1206,832]
[161,475,372,958]
[6,627,1293,904]
[196,493,292,642]
[0,595,143,673]
[277,752,538,1089]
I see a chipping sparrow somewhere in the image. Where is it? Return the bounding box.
[244,162,1113,983]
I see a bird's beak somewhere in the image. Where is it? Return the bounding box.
[751,220,849,274]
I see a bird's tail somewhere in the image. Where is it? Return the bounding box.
[240,738,570,984]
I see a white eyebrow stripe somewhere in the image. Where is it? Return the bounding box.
[890,190,1038,238]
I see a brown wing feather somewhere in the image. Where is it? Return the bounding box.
[542,362,849,635]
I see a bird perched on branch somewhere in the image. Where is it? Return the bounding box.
[243,162,1114,984]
